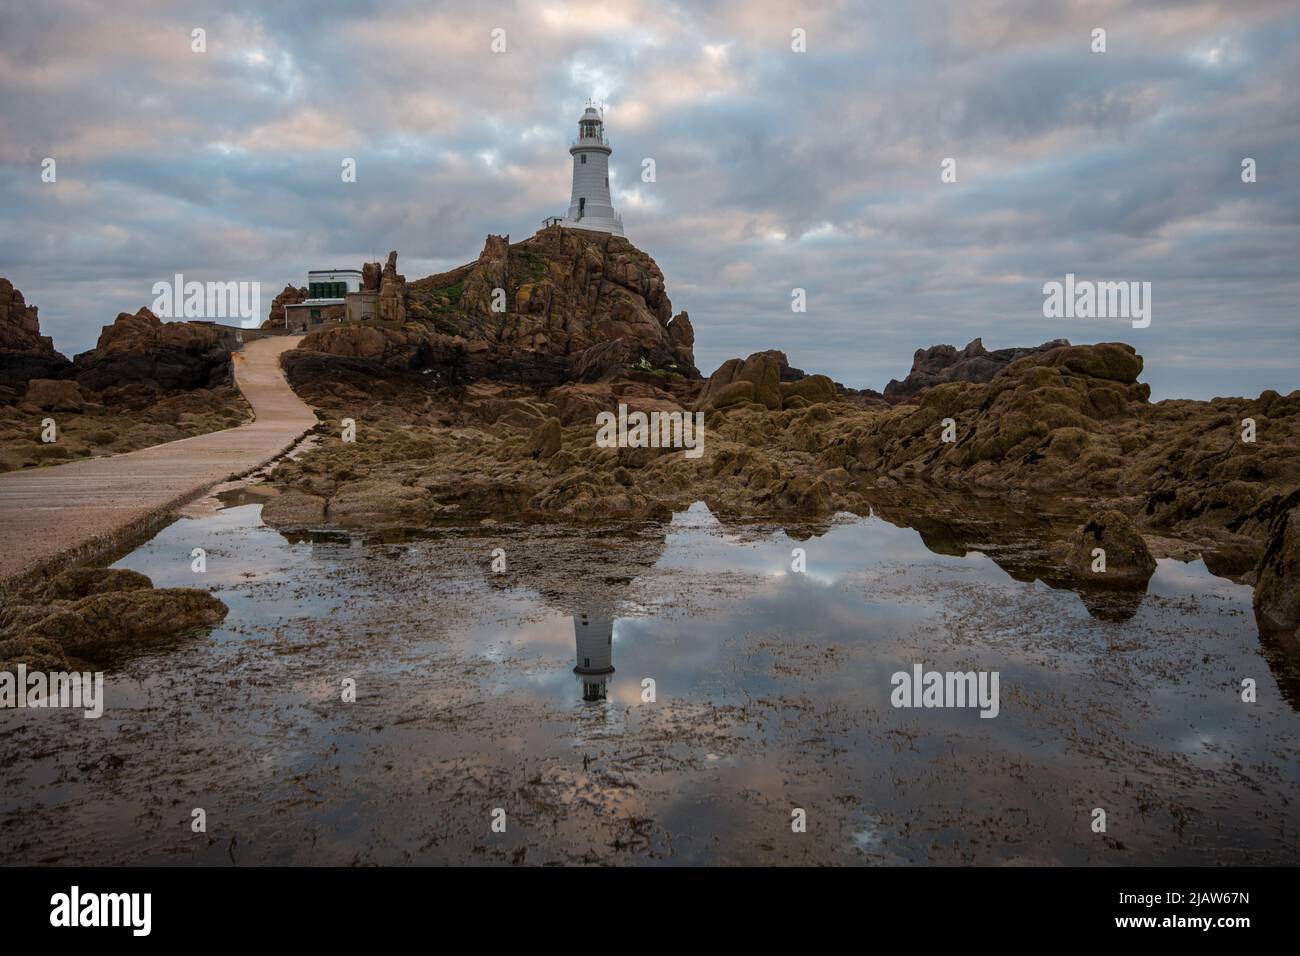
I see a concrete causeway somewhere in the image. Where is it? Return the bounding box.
[0,335,315,585]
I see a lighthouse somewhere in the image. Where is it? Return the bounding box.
[560,105,624,235]
[573,609,615,702]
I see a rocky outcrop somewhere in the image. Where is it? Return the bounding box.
[264,284,307,329]
[884,338,1070,402]
[72,308,232,399]
[407,226,698,379]
[0,278,73,400]
[264,333,1300,576]
[299,321,445,366]
[0,278,51,352]
[854,342,1153,491]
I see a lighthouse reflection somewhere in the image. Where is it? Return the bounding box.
[572,609,615,702]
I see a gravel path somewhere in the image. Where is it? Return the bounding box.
[0,335,314,584]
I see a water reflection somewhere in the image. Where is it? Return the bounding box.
[3,492,1295,866]
[573,609,615,702]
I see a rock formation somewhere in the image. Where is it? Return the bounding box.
[405,226,698,378]
[884,337,1070,402]
[377,251,406,323]
[73,307,232,399]
[695,350,838,413]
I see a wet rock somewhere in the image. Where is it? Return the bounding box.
[1063,509,1156,586]
[1254,489,1300,632]
[20,588,228,658]
[329,479,433,527]
[261,489,329,529]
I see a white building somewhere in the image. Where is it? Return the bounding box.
[283,269,363,330]
[573,609,615,702]
[305,269,362,304]
[560,106,624,236]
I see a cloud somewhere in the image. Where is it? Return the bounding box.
[0,0,1296,400]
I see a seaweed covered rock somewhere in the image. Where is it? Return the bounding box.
[0,635,69,672]
[525,417,563,459]
[780,374,837,407]
[43,567,153,601]
[18,588,228,658]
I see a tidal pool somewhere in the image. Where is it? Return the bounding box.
[1,498,1296,865]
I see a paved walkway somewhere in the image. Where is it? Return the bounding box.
[0,335,315,585]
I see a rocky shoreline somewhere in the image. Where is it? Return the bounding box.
[0,283,250,472]
[2,226,1298,648]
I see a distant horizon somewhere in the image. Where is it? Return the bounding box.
[3,0,1296,403]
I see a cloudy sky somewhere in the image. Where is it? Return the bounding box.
[2,0,1297,399]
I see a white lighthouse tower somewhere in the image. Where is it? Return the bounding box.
[560,105,624,235]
